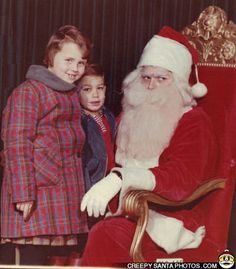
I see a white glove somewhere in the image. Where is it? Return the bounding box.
[81,172,122,217]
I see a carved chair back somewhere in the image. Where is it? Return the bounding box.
[182,5,236,251]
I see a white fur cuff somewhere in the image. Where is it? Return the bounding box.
[112,167,156,192]
[108,167,156,216]
[146,210,206,254]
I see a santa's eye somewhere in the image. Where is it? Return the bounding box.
[141,75,151,80]
[157,76,167,81]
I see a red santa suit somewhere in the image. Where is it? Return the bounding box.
[80,26,215,266]
[80,105,217,266]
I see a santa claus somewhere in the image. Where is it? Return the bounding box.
[80,26,217,266]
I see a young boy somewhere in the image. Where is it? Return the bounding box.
[78,64,116,219]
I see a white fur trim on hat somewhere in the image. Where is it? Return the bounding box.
[137,35,192,83]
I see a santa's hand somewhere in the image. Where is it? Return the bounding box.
[16,201,34,221]
[81,173,122,217]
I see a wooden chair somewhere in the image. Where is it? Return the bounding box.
[122,5,236,262]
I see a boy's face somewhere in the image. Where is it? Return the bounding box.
[79,75,106,115]
[48,42,87,84]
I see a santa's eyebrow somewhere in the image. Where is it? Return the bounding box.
[141,72,170,77]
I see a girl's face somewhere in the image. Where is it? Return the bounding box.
[48,42,87,84]
[79,75,106,115]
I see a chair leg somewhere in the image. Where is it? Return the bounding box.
[15,245,20,265]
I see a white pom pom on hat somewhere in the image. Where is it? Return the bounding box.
[191,83,208,98]
[137,26,207,98]
[191,64,208,98]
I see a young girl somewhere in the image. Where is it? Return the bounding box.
[78,64,116,225]
[0,25,91,265]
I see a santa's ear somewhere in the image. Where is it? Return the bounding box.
[122,69,140,88]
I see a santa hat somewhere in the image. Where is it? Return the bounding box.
[137,26,207,98]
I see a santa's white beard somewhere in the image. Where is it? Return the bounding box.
[116,78,185,161]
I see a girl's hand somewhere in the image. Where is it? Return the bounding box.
[16,201,34,221]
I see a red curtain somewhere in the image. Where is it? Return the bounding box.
[1,0,236,116]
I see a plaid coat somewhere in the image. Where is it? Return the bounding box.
[1,65,88,238]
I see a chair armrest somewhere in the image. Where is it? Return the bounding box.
[122,178,226,262]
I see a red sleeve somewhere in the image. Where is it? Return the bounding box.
[150,107,218,202]
[2,82,39,202]
[101,116,115,173]
[115,112,123,126]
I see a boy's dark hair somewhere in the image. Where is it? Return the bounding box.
[80,63,105,80]
[44,25,91,67]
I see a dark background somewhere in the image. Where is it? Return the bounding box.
[0,0,235,254]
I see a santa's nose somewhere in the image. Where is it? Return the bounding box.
[147,78,158,90]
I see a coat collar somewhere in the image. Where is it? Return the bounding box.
[26,65,76,92]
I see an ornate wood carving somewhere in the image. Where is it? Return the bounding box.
[182,6,236,65]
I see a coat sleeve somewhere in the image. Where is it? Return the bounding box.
[1,83,39,202]
[150,108,217,202]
